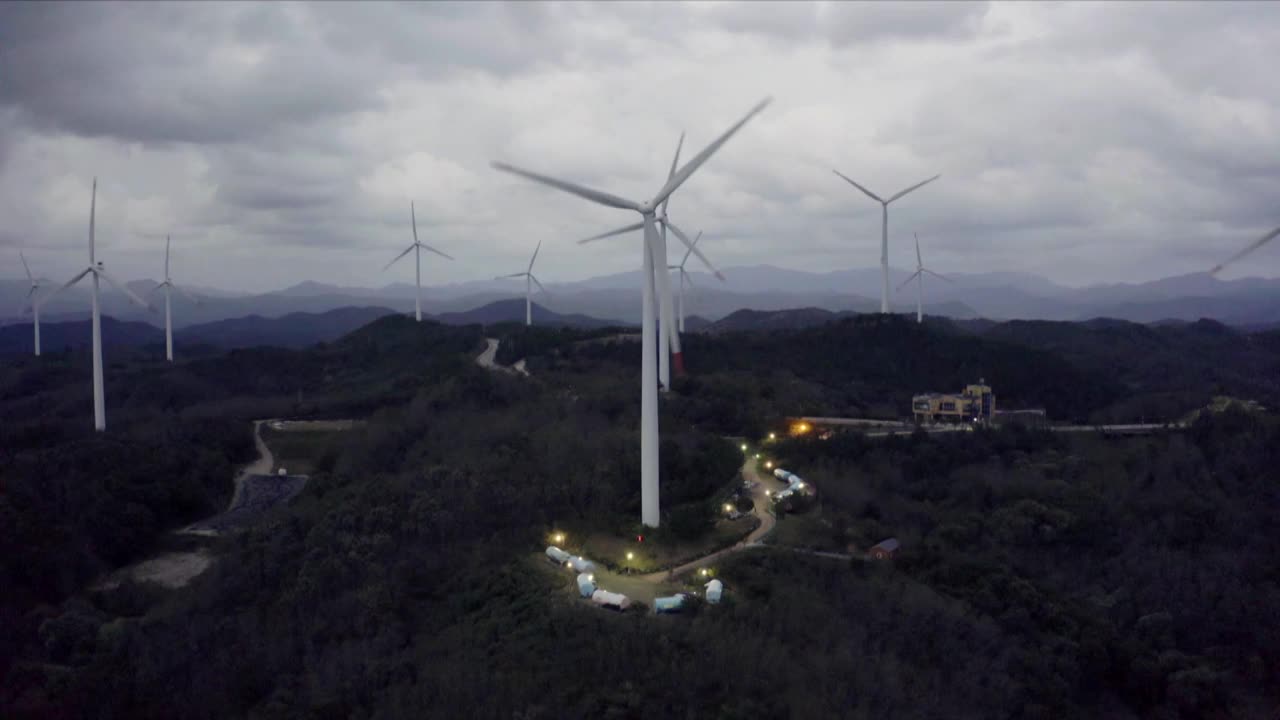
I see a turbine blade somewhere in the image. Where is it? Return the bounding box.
[579,221,645,244]
[165,235,171,278]
[651,97,772,208]
[832,170,884,203]
[491,162,641,211]
[418,242,454,261]
[666,221,724,282]
[923,269,952,283]
[41,267,92,308]
[530,274,549,296]
[89,178,97,263]
[661,131,685,217]
[528,239,541,273]
[886,174,940,204]
[1209,226,1280,275]
[683,268,697,290]
[896,270,922,292]
[97,267,154,311]
[20,251,32,282]
[915,232,922,268]
[496,273,526,279]
[680,230,702,267]
[19,285,39,315]
[411,202,418,244]
[383,243,416,270]
[147,281,165,296]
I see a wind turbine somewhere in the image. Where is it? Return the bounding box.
[492,97,771,528]
[384,202,453,322]
[580,133,726,389]
[17,252,52,356]
[896,232,951,323]
[40,179,153,431]
[496,240,548,326]
[668,231,703,333]
[1209,226,1280,275]
[149,235,200,361]
[832,170,939,313]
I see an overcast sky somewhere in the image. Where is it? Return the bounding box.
[1,1,1278,293]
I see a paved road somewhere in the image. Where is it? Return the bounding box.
[637,458,787,582]
[181,419,275,536]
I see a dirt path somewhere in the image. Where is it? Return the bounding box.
[477,338,530,376]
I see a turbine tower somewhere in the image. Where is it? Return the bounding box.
[668,231,703,333]
[18,252,52,356]
[832,170,939,313]
[496,240,548,326]
[580,133,725,389]
[40,179,153,431]
[896,232,951,323]
[492,97,771,527]
[1209,225,1280,275]
[385,202,453,321]
[149,235,200,361]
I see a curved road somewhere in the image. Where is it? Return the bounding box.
[476,338,530,376]
[637,458,785,582]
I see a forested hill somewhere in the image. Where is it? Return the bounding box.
[3,315,1279,718]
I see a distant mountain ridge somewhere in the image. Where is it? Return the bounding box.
[0,300,626,357]
[5,264,1280,328]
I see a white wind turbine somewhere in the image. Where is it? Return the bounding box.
[668,230,703,333]
[149,235,200,361]
[896,232,951,323]
[1209,226,1280,275]
[384,202,454,322]
[18,251,53,356]
[492,97,771,528]
[40,179,153,431]
[832,170,939,313]
[496,240,548,326]
[580,133,725,389]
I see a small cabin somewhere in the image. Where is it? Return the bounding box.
[868,538,900,560]
[567,556,596,574]
[545,546,571,565]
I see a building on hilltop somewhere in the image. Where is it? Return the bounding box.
[912,380,995,424]
[868,538,899,560]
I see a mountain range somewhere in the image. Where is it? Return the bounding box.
[0,300,626,357]
[4,264,1280,330]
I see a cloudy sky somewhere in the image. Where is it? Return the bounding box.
[2,1,1278,293]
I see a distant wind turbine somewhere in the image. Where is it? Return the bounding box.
[1209,226,1280,275]
[39,179,153,431]
[496,240,549,326]
[149,235,200,361]
[492,97,771,528]
[832,170,939,313]
[896,232,951,323]
[384,202,453,322]
[18,251,52,356]
[668,230,703,333]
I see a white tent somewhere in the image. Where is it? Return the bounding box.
[545,546,571,564]
[567,556,596,573]
[577,573,597,598]
[705,579,723,604]
[591,589,632,611]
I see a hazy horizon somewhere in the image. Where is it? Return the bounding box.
[3,2,1279,293]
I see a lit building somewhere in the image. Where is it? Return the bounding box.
[912,380,995,424]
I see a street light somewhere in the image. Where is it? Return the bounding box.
[740,443,748,451]
[769,432,776,440]
[764,461,773,469]
[552,532,565,544]
[723,503,733,513]
[626,552,634,561]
